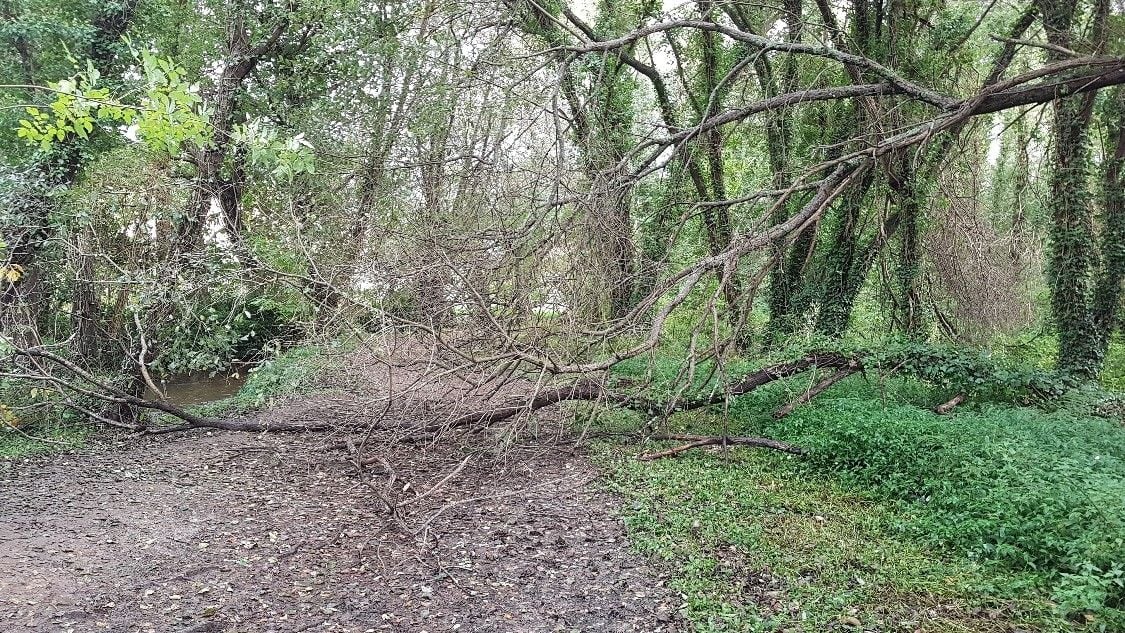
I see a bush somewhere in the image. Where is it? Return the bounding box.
[156,290,307,377]
[0,376,93,458]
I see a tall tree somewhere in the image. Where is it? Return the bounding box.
[1040,0,1122,377]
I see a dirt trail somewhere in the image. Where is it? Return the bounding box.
[1,421,685,632]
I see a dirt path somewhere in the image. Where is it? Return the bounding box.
[1,424,685,632]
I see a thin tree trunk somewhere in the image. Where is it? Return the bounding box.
[1091,87,1125,360]
[70,228,101,363]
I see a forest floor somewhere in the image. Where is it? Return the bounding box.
[5,344,1121,633]
[0,410,686,632]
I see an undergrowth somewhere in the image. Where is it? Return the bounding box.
[594,356,1125,632]
[0,420,92,459]
[1,374,94,459]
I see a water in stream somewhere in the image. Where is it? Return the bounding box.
[144,372,248,407]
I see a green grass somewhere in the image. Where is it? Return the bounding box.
[994,329,1125,392]
[591,358,1125,632]
[596,444,1056,631]
[1,420,92,459]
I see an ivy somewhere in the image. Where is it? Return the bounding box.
[861,342,1080,403]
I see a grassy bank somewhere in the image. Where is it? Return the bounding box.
[593,360,1125,632]
[191,341,344,419]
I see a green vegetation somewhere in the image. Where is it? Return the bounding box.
[1,366,92,459]
[191,342,344,419]
[0,419,91,459]
[593,359,1125,631]
[2,2,1124,630]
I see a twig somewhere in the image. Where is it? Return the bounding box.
[396,455,471,510]
[638,434,805,460]
[134,312,166,401]
[773,362,860,419]
[991,35,1080,58]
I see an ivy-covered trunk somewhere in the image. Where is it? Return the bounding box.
[813,171,878,337]
[1041,0,1104,378]
[1091,88,1125,363]
[1046,95,1099,375]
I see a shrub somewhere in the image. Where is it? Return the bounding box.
[156,290,307,376]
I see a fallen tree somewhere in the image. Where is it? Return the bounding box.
[415,344,1079,460]
[3,341,1079,462]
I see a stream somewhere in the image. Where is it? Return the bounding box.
[144,371,248,407]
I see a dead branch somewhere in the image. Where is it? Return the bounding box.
[563,19,954,107]
[638,434,805,460]
[935,393,966,415]
[133,311,165,401]
[425,380,607,434]
[396,455,471,510]
[417,352,855,440]
[773,362,861,419]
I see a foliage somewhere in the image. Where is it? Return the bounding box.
[861,342,1079,403]
[0,418,91,459]
[773,393,1125,627]
[16,52,210,154]
[231,119,316,181]
[594,433,1061,632]
[154,286,308,377]
[608,354,1125,628]
[0,374,92,459]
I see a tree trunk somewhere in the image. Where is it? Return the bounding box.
[1040,0,1102,377]
[894,161,926,337]
[1091,87,1125,362]
[70,228,102,363]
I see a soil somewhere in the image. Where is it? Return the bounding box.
[0,392,686,632]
